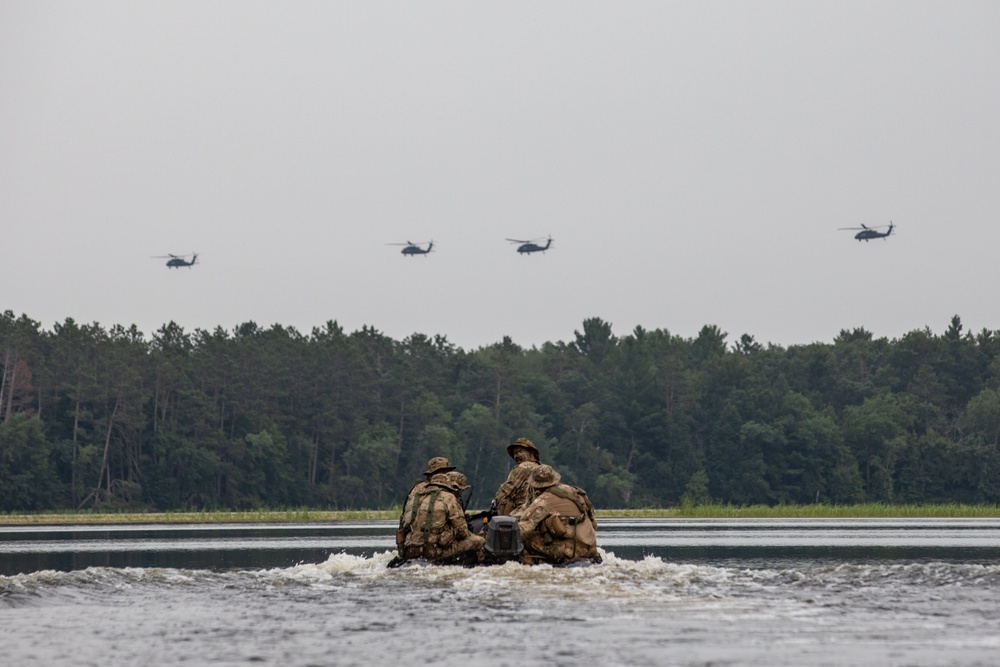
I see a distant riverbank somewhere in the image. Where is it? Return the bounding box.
[2,503,998,525]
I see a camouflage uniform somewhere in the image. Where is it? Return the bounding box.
[396,457,456,550]
[401,474,485,564]
[493,437,541,516]
[517,465,600,565]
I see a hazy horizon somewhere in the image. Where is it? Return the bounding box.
[4,2,998,350]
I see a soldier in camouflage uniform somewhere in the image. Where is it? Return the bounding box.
[517,464,601,565]
[400,473,485,565]
[396,456,456,551]
[492,437,541,516]
[445,471,471,508]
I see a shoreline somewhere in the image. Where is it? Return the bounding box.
[2,503,999,525]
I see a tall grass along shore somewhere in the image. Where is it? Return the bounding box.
[1,503,998,525]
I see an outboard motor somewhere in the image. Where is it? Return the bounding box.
[484,515,523,564]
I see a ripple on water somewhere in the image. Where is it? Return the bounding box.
[4,549,1000,603]
[3,551,1000,667]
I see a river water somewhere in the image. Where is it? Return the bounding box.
[2,518,999,666]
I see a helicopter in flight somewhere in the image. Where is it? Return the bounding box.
[839,222,895,242]
[387,241,434,256]
[152,253,199,268]
[507,236,553,254]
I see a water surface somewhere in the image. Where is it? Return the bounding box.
[2,518,998,666]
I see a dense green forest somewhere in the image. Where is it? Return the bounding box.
[2,310,999,512]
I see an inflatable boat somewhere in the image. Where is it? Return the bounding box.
[387,515,599,568]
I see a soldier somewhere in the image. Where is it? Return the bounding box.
[445,471,471,509]
[517,464,601,565]
[492,437,541,516]
[396,456,456,551]
[400,473,485,565]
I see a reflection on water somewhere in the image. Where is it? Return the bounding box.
[1,518,999,575]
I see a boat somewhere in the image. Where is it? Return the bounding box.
[387,515,599,568]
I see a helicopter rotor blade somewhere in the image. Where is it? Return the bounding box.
[506,238,530,243]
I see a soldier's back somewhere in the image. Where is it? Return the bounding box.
[495,460,540,515]
[519,484,599,564]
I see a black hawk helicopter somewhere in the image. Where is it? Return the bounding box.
[388,241,433,256]
[152,253,199,268]
[839,222,895,242]
[506,236,552,254]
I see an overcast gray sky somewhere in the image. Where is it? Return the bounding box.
[3,1,998,350]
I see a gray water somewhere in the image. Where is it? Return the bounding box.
[2,518,1000,666]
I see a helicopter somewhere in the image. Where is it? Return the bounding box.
[387,241,433,256]
[839,222,895,242]
[152,253,199,268]
[506,236,553,254]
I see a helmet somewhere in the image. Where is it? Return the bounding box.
[423,456,456,477]
[506,437,540,461]
[445,471,470,490]
[528,464,561,489]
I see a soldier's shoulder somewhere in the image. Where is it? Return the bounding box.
[440,492,464,512]
[524,500,549,520]
[531,491,558,508]
[515,460,540,471]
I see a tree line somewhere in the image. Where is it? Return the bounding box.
[2,310,999,512]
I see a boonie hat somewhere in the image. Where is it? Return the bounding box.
[424,456,456,476]
[528,464,561,489]
[506,437,540,460]
[429,472,463,493]
[445,471,470,490]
